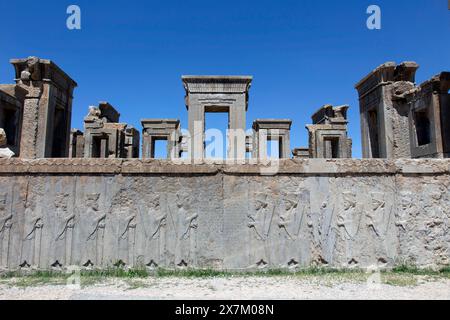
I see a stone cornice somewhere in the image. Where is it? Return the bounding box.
[0,158,448,175]
[182,75,253,94]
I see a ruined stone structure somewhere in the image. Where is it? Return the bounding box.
[141,119,181,159]
[252,119,292,159]
[0,57,77,158]
[355,62,450,159]
[305,105,352,159]
[69,102,140,159]
[0,57,449,271]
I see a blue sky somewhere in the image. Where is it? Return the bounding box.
[0,0,448,158]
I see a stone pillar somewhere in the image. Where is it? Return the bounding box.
[355,61,419,158]
[124,127,140,158]
[182,76,252,161]
[10,57,77,158]
[69,129,84,158]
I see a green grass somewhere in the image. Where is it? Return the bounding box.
[0,265,449,289]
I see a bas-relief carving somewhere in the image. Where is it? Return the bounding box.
[247,191,275,268]
[364,191,395,266]
[0,171,448,270]
[116,206,136,266]
[51,193,75,266]
[77,193,105,267]
[138,193,167,267]
[335,191,363,266]
[277,190,310,267]
[0,193,13,267]
[170,191,198,267]
[21,196,44,267]
[395,181,449,266]
[395,190,421,264]
[420,183,449,265]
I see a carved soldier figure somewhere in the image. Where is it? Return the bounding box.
[0,194,13,267]
[78,193,106,267]
[278,190,310,266]
[174,191,197,267]
[248,192,274,267]
[117,206,136,266]
[21,197,43,267]
[366,192,388,237]
[395,191,422,263]
[365,191,393,265]
[336,191,362,266]
[422,185,447,264]
[337,192,361,240]
[53,193,75,266]
[138,194,167,266]
[395,191,418,232]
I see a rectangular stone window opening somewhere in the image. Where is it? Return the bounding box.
[368,109,380,158]
[152,138,168,159]
[324,137,340,159]
[414,110,431,146]
[204,110,229,159]
[267,136,281,159]
[1,107,18,146]
[92,135,109,158]
[51,106,67,157]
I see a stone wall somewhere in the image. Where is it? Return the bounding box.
[0,158,449,270]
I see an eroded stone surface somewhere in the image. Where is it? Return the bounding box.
[0,158,448,270]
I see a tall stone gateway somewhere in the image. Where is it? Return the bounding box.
[10,57,77,158]
[182,76,252,161]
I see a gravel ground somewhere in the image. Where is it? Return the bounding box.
[0,275,449,300]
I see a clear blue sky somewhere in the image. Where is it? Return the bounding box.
[0,0,448,158]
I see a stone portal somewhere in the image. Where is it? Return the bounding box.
[182,76,252,160]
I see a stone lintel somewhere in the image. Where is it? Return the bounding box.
[141,119,180,131]
[10,57,78,91]
[306,124,347,131]
[311,104,349,124]
[355,61,419,98]
[252,119,292,131]
[292,147,310,158]
[182,75,253,94]
[419,71,450,94]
